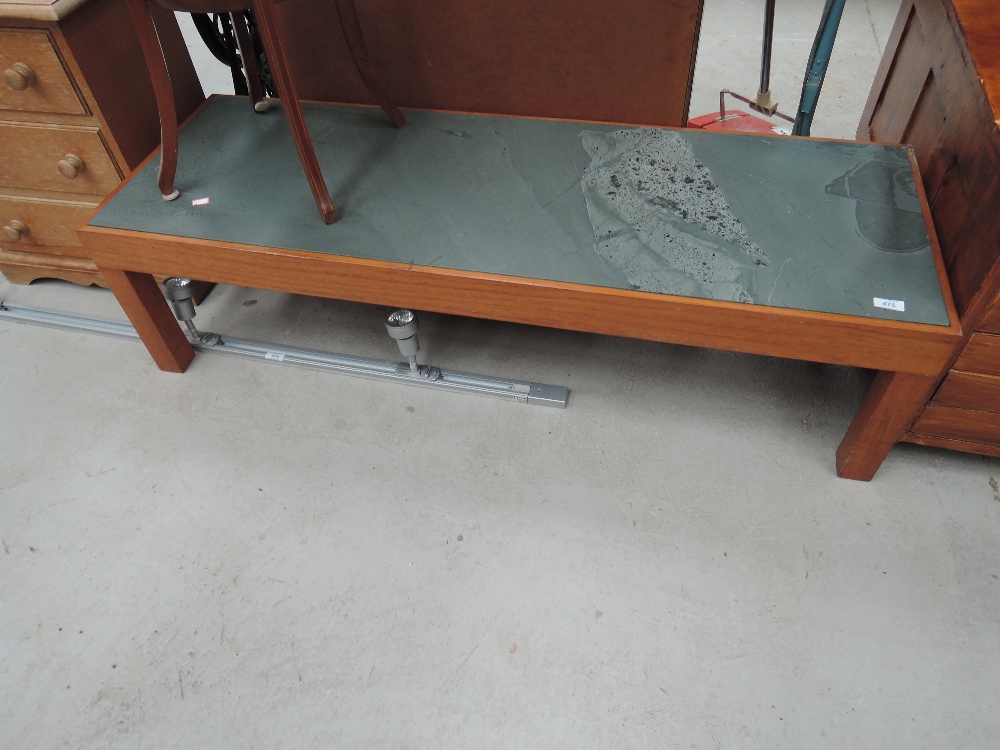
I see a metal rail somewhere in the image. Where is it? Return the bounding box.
[0,301,569,408]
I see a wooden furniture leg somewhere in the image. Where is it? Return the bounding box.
[250,0,338,224]
[231,12,266,111]
[836,370,940,480]
[124,0,181,201]
[333,0,406,128]
[102,268,194,373]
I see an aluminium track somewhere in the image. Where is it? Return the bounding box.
[0,302,568,408]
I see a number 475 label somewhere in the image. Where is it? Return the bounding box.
[873,297,906,312]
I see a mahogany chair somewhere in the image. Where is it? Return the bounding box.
[125,0,406,224]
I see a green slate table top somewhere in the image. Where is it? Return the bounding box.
[89,95,951,326]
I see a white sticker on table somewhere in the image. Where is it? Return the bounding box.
[264,352,285,362]
[873,297,905,312]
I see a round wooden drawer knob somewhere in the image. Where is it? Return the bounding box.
[57,154,86,179]
[3,220,28,242]
[3,62,36,91]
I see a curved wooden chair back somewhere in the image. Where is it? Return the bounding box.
[125,0,406,224]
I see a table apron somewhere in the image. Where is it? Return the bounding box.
[78,225,961,377]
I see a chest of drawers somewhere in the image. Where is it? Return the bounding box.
[911,292,1000,455]
[0,0,203,287]
[859,0,1000,459]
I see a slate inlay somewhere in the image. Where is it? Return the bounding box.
[89,96,951,325]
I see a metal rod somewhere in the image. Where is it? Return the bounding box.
[793,0,847,136]
[0,301,569,408]
[759,0,776,97]
[719,89,795,124]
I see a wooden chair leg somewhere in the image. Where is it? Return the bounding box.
[124,0,180,201]
[102,268,194,373]
[836,370,939,481]
[333,0,406,128]
[231,12,266,112]
[250,0,337,224]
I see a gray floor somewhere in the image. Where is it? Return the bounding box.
[2,1,998,747]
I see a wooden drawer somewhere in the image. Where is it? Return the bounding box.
[979,294,1000,334]
[911,405,1000,447]
[0,29,87,116]
[0,122,120,195]
[0,246,102,285]
[932,370,1000,414]
[0,193,98,249]
[954,333,1000,377]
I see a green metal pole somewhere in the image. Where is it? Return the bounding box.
[793,0,847,136]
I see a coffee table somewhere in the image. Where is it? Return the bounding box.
[77,96,962,480]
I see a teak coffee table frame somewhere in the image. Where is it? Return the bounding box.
[76,100,963,482]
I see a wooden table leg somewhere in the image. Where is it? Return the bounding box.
[102,268,194,373]
[836,370,940,481]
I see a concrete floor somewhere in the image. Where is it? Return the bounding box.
[2,1,998,747]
